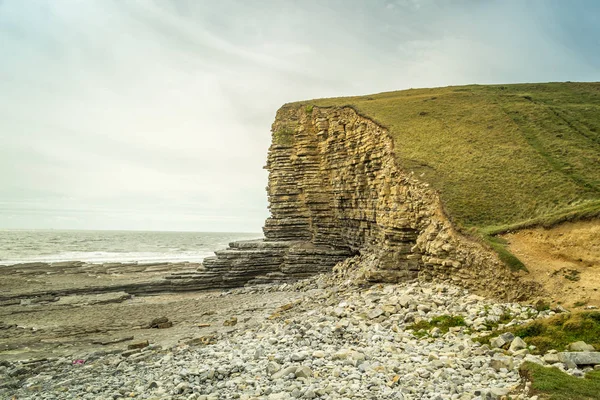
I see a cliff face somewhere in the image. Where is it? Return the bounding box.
[200,105,540,300]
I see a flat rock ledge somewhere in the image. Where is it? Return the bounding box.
[196,239,352,288]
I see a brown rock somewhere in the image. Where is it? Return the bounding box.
[147,317,169,328]
[186,336,216,346]
[127,340,149,350]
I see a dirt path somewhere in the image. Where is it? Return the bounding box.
[503,219,600,309]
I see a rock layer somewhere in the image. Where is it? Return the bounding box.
[201,105,540,300]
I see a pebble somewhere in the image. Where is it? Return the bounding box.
[0,278,564,399]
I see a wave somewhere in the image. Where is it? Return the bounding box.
[0,250,216,266]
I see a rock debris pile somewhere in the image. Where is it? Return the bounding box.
[1,278,569,400]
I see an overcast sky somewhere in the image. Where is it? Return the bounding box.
[0,0,598,232]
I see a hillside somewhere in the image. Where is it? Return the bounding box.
[302,82,600,232]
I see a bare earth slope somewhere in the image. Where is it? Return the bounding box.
[504,219,600,308]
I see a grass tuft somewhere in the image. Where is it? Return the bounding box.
[408,315,466,337]
[476,311,600,354]
[520,361,600,400]
[483,234,527,272]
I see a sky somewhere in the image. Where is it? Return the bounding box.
[0,0,598,232]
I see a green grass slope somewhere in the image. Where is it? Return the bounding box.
[303,82,600,232]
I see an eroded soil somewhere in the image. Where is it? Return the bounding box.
[503,219,600,309]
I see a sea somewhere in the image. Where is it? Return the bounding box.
[0,230,262,266]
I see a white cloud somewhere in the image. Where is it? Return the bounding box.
[0,0,597,231]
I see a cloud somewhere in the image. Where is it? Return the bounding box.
[0,0,598,231]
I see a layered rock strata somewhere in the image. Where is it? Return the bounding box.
[197,240,352,288]
[196,105,540,300]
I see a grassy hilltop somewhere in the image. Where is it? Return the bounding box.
[303,82,600,234]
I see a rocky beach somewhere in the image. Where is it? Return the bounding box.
[3,261,598,400]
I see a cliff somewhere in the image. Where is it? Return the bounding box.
[199,104,540,300]
[193,83,600,301]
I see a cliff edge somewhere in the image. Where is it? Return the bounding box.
[200,82,600,302]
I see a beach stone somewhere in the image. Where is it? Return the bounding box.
[127,340,149,350]
[121,349,141,357]
[567,341,595,352]
[524,354,545,365]
[294,366,313,379]
[509,337,527,352]
[368,308,384,319]
[558,352,600,366]
[291,351,308,362]
[543,353,560,364]
[398,296,412,307]
[489,387,511,399]
[272,366,298,380]
[148,317,169,328]
[267,361,281,375]
[490,355,513,371]
[176,382,191,394]
[0,280,551,400]
[490,332,515,349]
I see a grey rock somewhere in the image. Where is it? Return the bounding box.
[558,352,600,366]
[267,361,281,376]
[272,366,298,380]
[489,387,511,399]
[398,296,412,307]
[489,355,513,371]
[543,353,560,364]
[509,337,527,352]
[294,366,313,379]
[490,332,515,349]
[291,351,308,362]
[368,308,384,319]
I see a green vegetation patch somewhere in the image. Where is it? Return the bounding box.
[302,82,600,230]
[483,235,527,272]
[520,361,600,400]
[274,125,295,146]
[408,315,466,337]
[477,311,600,354]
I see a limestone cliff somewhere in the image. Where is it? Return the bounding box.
[200,105,540,301]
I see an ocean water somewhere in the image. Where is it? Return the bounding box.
[0,230,262,266]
